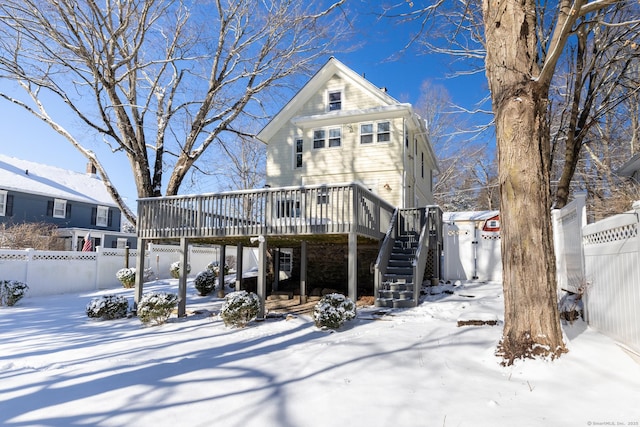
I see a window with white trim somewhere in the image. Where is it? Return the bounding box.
[327,90,342,111]
[279,250,293,273]
[328,127,341,147]
[313,129,325,149]
[294,138,303,168]
[313,127,341,149]
[360,124,374,144]
[377,121,390,142]
[0,190,6,216]
[96,206,109,226]
[53,199,67,218]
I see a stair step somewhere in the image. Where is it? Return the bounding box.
[393,299,415,309]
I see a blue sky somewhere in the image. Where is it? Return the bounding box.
[0,4,491,211]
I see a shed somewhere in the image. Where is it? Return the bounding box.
[442,211,502,282]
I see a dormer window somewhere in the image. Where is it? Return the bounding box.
[328,90,342,111]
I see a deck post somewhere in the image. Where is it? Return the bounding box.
[300,241,307,304]
[348,232,357,302]
[218,244,227,297]
[134,237,146,313]
[273,249,280,292]
[178,237,189,317]
[257,236,267,319]
[236,243,244,291]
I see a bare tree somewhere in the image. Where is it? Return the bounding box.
[414,79,497,210]
[387,0,639,364]
[0,0,347,226]
[550,5,640,208]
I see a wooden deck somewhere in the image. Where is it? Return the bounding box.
[134,183,397,318]
[137,183,395,242]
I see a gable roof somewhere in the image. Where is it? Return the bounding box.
[0,154,117,207]
[257,57,409,143]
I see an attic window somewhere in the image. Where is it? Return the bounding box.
[328,90,342,111]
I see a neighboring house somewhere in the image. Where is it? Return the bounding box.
[258,57,438,209]
[135,58,443,317]
[617,152,640,182]
[0,154,136,250]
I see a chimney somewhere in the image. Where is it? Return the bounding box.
[86,162,97,175]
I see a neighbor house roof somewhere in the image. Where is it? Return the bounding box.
[0,154,116,207]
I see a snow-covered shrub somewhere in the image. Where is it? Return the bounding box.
[206,261,229,277]
[0,280,29,306]
[170,261,191,279]
[194,270,216,296]
[137,292,178,326]
[313,293,356,329]
[143,267,155,282]
[86,295,129,320]
[116,267,136,288]
[220,291,260,327]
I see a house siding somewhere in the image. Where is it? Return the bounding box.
[263,58,437,210]
[0,189,121,232]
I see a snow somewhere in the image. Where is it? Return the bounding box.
[0,154,115,206]
[1,280,639,427]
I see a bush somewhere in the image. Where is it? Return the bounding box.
[313,293,356,329]
[0,280,29,306]
[116,268,136,288]
[86,295,129,320]
[220,291,260,327]
[170,261,191,279]
[194,270,216,296]
[137,292,178,325]
[206,261,229,277]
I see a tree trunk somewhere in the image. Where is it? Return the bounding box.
[483,0,567,364]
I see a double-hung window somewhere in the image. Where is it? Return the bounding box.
[53,199,67,218]
[361,121,391,143]
[328,90,342,111]
[314,127,341,149]
[328,128,341,147]
[313,130,325,149]
[360,124,374,144]
[377,121,390,142]
[96,206,109,226]
[0,191,6,216]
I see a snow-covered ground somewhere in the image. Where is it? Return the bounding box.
[1,280,639,427]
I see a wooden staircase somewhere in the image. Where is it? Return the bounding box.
[375,233,419,308]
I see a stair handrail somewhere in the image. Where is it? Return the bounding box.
[374,208,399,298]
[412,208,432,304]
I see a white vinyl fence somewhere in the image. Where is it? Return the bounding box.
[552,193,587,293]
[580,202,640,354]
[0,244,257,298]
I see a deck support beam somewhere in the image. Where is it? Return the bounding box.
[348,232,357,302]
[300,241,307,304]
[257,236,267,319]
[218,244,227,297]
[236,243,244,291]
[178,237,189,317]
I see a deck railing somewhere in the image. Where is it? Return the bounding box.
[137,183,395,241]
